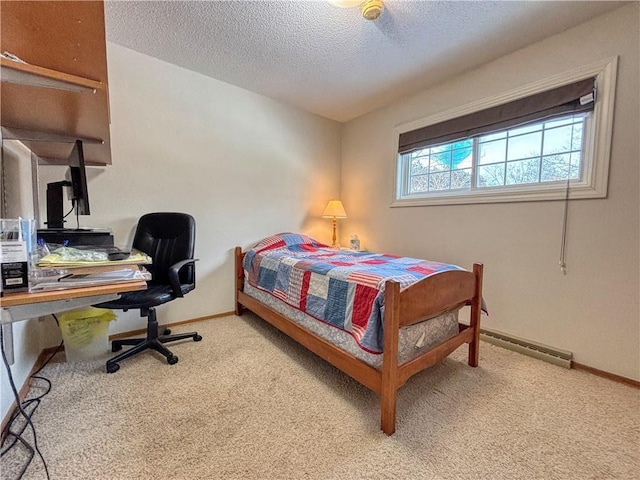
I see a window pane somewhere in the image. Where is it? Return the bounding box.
[509,123,542,136]
[410,156,429,175]
[541,154,571,182]
[429,172,450,191]
[481,131,507,142]
[571,122,584,150]
[409,174,428,193]
[538,151,582,182]
[507,131,542,161]
[430,151,450,172]
[436,154,453,171]
[478,164,505,187]
[450,140,473,168]
[479,139,506,165]
[451,168,472,189]
[569,152,581,179]
[543,125,574,155]
[506,158,540,185]
[545,117,573,128]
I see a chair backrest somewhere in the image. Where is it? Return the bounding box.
[133,212,196,287]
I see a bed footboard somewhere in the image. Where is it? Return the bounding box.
[380,264,483,434]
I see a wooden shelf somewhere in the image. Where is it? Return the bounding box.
[0,1,111,166]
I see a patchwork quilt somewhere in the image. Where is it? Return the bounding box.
[243,233,465,354]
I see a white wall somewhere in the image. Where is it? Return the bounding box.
[340,4,639,380]
[36,43,342,336]
[4,43,341,420]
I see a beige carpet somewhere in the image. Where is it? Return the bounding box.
[2,313,639,480]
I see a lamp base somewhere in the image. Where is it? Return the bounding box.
[331,218,338,247]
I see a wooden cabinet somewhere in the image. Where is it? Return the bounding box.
[0,1,111,165]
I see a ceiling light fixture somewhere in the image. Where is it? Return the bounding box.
[330,0,385,21]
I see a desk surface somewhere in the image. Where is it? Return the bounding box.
[1,280,147,308]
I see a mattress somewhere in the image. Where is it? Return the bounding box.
[244,281,460,369]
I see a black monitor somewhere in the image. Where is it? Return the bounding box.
[44,140,91,229]
[68,140,90,216]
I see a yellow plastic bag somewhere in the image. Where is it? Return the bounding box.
[58,308,115,361]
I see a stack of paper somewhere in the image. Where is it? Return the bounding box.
[37,247,152,268]
[29,265,151,292]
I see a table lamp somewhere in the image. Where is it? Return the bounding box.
[322,199,347,247]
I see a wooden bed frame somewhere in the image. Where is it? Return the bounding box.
[234,246,483,435]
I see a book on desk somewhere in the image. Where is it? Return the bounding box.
[29,246,152,292]
[29,264,151,292]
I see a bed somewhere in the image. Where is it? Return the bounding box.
[234,233,484,435]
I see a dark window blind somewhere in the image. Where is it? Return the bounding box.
[398,77,596,154]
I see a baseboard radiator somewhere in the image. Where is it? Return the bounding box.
[480,328,572,369]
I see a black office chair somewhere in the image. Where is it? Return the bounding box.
[96,212,202,373]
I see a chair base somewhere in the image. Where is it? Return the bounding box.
[106,307,202,373]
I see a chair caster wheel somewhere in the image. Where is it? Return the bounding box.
[163,328,171,335]
[167,355,178,365]
[112,344,123,352]
[106,363,120,373]
[194,334,203,342]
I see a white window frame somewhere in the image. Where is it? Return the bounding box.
[392,57,617,207]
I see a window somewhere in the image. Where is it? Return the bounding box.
[393,58,617,206]
[403,113,586,194]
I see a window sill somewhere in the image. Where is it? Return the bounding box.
[391,182,607,207]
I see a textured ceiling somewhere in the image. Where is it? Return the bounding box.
[105,0,624,122]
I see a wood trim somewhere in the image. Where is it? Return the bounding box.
[108,310,235,341]
[572,362,640,389]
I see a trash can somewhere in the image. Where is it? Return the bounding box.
[58,307,116,362]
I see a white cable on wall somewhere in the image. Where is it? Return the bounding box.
[559,178,570,274]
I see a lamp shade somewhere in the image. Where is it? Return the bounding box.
[322,200,347,218]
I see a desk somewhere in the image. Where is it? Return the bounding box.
[1,280,147,363]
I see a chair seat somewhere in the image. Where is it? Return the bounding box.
[96,284,179,310]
